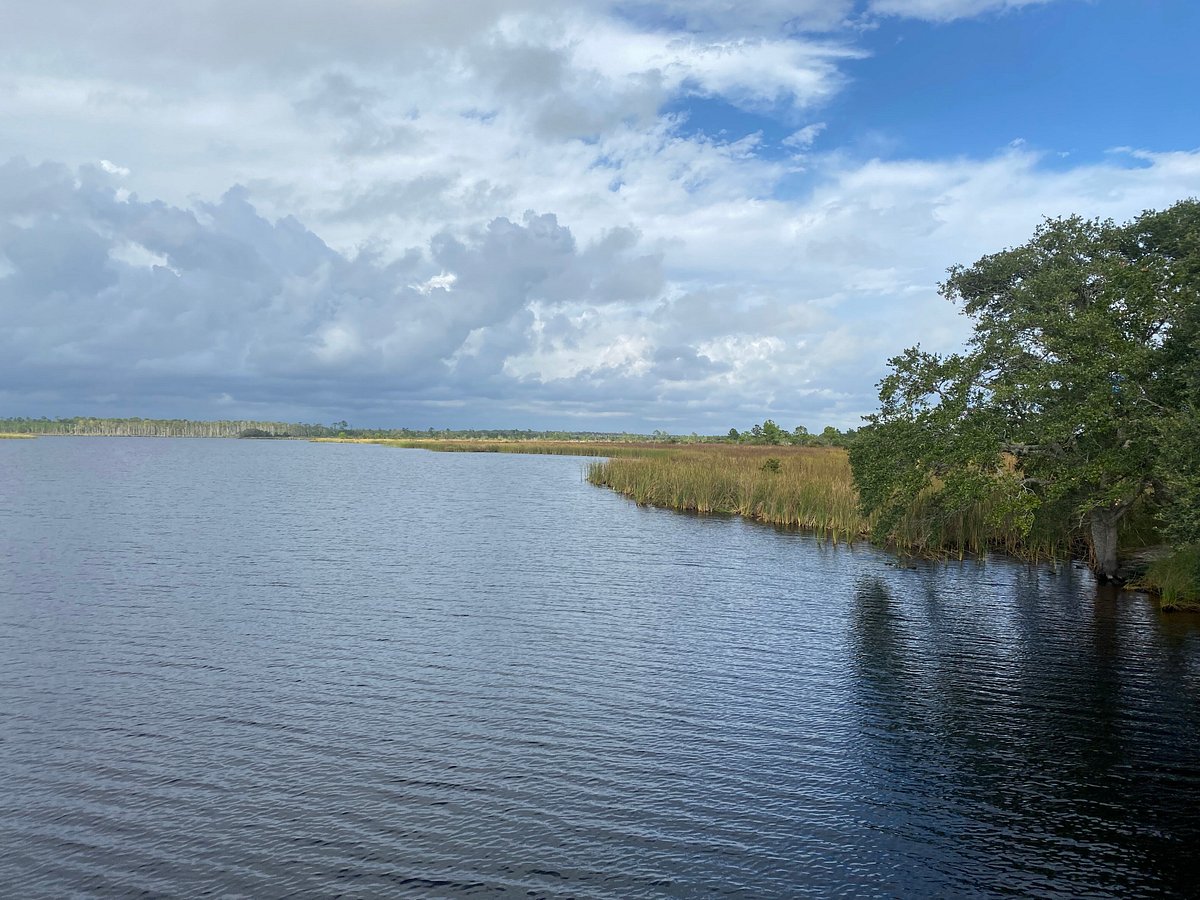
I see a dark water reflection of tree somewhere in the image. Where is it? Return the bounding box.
[847,571,1200,896]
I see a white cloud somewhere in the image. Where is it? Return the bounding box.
[868,0,1057,22]
[0,0,1191,430]
[4,145,1199,430]
[570,24,861,114]
[108,241,172,271]
[99,159,130,176]
[413,272,458,295]
[610,1,857,34]
[783,122,827,150]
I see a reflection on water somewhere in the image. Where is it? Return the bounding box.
[1,437,1198,897]
[848,575,1200,896]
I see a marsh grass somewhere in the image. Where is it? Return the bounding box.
[324,437,1148,589]
[1137,546,1200,610]
[586,446,866,542]
[0,433,36,439]
[881,483,1073,562]
[587,445,1076,561]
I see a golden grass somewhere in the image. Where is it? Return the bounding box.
[882,485,1070,561]
[0,433,37,439]
[318,438,1087,563]
[586,446,865,542]
[586,444,1073,559]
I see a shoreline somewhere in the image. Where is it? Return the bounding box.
[317,437,1197,611]
[8,433,1193,609]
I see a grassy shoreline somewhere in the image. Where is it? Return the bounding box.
[7,432,1192,607]
[319,436,1197,608]
[0,433,37,439]
[586,446,864,542]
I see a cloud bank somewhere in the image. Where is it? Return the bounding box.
[2,0,1197,430]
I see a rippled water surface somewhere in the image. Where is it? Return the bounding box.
[2,437,1199,897]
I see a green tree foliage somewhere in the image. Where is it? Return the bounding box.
[760,419,785,444]
[1143,208,1200,546]
[850,200,1200,580]
[726,420,853,446]
[817,426,843,446]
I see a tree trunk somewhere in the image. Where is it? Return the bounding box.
[1090,509,1122,582]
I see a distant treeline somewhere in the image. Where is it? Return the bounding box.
[320,422,856,445]
[0,417,856,444]
[726,420,857,448]
[0,418,671,440]
[0,417,330,438]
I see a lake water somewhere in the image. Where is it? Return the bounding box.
[2,437,1199,898]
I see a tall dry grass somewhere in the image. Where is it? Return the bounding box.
[320,437,1081,560]
[587,444,1071,558]
[586,446,864,542]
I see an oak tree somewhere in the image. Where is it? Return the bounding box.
[851,200,1200,580]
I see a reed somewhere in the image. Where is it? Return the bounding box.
[323,436,1117,576]
[587,446,865,541]
[587,445,1071,559]
[880,481,1073,562]
[321,435,1189,606]
[1138,546,1200,610]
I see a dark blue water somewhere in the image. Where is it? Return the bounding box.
[2,438,1198,898]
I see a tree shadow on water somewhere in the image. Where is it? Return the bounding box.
[845,574,1200,896]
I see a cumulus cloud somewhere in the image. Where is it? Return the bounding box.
[0,159,669,423]
[0,0,1193,431]
[5,145,1199,430]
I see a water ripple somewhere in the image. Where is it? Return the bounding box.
[2,437,1199,898]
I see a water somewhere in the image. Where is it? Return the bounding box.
[2,437,1198,898]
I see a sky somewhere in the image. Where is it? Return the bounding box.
[2,0,1198,432]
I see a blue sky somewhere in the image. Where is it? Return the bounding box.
[674,2,1200,169]
[2,0,1198,431]
[844,2,1200,163]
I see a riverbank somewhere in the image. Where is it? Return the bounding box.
[316,437,1198,609]
[590,451,1198,608]
[587,446,863,541]
[318,438,1019,550]
[0,433,37,439]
